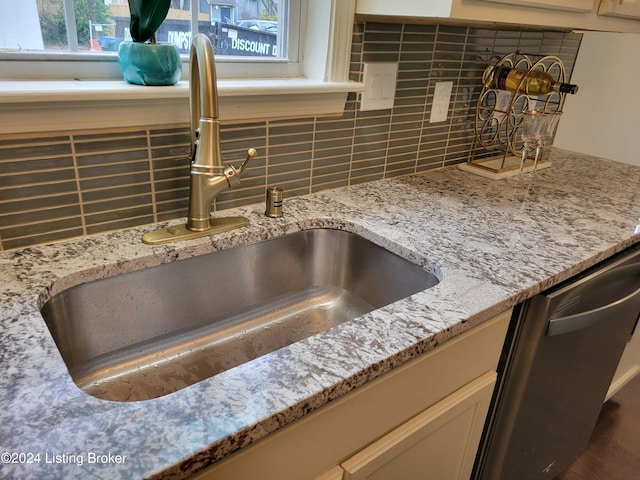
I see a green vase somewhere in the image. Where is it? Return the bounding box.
[117,42,182,86]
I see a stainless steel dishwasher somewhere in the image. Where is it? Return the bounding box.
[474,245,640,480]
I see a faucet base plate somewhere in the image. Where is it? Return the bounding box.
[142,217,249,245]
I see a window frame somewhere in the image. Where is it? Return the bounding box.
[1,0,301,81]
[0,0,362,135]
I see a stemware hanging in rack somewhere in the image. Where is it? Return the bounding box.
[461,52,570,179]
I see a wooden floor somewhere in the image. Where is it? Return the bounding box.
[555,373,640,480]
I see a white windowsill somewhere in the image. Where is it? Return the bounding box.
[0,1,359,135]
[0,78,364,135]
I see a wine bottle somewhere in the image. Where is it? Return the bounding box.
[483,65,578,95]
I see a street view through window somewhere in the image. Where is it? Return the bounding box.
[0,0,284,58]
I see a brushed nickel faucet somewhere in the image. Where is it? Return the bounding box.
[143,34,256,245]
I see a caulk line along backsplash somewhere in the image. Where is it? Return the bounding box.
[0,22,582,250]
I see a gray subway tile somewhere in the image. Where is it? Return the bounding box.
[311,177,349,193]
[86,215,154,235]
[1,216,83,240]
[1,168,75,188]
[0,20,583,250]
[73,136,148,154]
[0,193,79,216]
[0,156,73,174]
[2,227,84,250]
[84,205,154,227]
[79,172,151,191]
[0,181,78,202]
[83,194,154,215]
[0,142,72,161]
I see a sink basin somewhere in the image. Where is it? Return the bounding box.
[41,228,439,402]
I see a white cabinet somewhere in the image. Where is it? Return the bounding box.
[598,0,640,19]
[314,466,345,480]
[355,0,640,33]
[190,310,511,480]
[480,0,594,12]
[340,372,495,480]
[607,323,640,400]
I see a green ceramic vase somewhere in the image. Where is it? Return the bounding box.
[117,42,182,86]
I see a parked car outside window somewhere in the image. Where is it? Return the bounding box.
[236,19,278,33]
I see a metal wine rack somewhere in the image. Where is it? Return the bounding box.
[462,52,568,179]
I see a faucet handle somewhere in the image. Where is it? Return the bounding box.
[222,148,257,187]
[238,148,257,175]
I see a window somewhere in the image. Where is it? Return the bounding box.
[0,0,296,79]
[0,0,361,134]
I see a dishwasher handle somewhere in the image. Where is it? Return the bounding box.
[546,264,640,337]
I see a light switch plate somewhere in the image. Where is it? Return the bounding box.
[360,62,398,111]
[429,81,454,123]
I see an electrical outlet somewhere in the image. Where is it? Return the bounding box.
[361,62,398,111]
[429,81,453,123]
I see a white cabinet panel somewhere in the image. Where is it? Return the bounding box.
[481,0,594,12]
[355,0,640,33]
[341,372,496,480]
[608,323,640,399]
[190,311,510,480]
[599,0,640,19]
[314,466,345,480]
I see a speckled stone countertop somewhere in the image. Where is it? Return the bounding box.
[2,149,640,479]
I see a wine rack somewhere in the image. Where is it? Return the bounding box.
[462,52,569,179]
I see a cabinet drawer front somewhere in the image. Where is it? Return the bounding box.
[190,311,510,480]
[341,372,497,480]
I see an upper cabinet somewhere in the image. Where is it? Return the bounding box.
[481,0,594,13]
[599,0,640,20]
[355,0,640,33]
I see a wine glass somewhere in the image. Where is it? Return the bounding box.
[519,110,545,175]
[533,111,562,171]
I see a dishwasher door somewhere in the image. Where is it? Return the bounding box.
[477,248,640,480]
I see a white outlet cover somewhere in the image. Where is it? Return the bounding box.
[361,62,398,111]
[430,81,454,123]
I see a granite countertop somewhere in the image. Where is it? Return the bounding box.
[2,149,640,479]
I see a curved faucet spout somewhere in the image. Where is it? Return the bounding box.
[141,34,256,244]
[190,34,222,170]
[190,34,219,121]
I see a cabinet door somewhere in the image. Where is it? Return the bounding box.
[599,0,640,19]
[480,0,594,12]
[340,372,496,480]
[314,466,345,480]
[608,325,640,400]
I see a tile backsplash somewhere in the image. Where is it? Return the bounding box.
[0,21,582,250]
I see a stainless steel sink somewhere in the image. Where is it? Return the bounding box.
[41,228,439,402]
